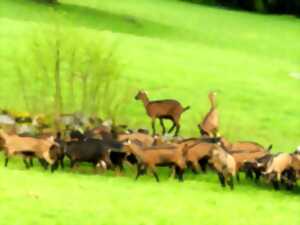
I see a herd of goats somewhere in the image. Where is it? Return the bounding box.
[0,90,300,191]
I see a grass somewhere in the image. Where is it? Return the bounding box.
[1,0,300,224]
[1,155,300,225]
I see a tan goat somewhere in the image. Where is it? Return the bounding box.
[199,92,219,137]
[263,153,300,190]
[0,129,57,167]
[209,145,236,189]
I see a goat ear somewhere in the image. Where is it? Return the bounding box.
[48,136,55,142]
[123,139,131,145]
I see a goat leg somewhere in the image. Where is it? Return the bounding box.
[29,157,34,167]
[151,169,160,182]
[255,170,261,183]
[23,157,30,169]
[174,124,180,137]
[39,159,49,170]
[191,161,200,174]
[159,118,166,135]
[168,122,176,134]
[176,167,184,182]
[218,173,226,187]
[4,156,9,167]
[60,158,64,169]
[135,164,143,180]
[119,162,124,172]
[228,176,234,190]
[245,169,253,180]
[51,163,58,173]
[272,180,280,190]
[199,158,208,173]
[236,172,240,183]
[168,166,176,178]
[151,119,156,136]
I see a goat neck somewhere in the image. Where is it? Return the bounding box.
[126,142,144,159]
[209,92,217,109]
[0,129,10,140]
[139,93,150,107]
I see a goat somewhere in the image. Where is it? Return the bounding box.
[198,92,218,137]
[185,142,217,173]
[263,153,300,190]
[50,132,65,170]
[230,150,270,181]
[135,90,190,136]
[242,153,274,182]
[0,129,57,169]
[64,139,112,170]
[220,137,272,153]
[209,145,236,190]
[118,132,155,147]
[123,140,188,182]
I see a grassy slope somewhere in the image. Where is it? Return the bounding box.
[1,1,300,224]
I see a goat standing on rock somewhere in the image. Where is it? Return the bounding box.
[135,90,190,136]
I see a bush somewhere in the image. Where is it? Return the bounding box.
[14,25,134,125]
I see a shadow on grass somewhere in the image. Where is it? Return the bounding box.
[1,0,175,39]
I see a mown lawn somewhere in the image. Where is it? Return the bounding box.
[1,1,300,224]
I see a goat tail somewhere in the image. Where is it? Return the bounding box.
[183,106,191,112]
[267,144,273,151]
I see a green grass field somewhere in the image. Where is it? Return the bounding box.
[1,0,300,224]
[1,154,300,225]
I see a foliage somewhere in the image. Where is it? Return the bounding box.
[14,25,133,122]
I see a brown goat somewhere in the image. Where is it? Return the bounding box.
[230,150,269,181]
[135,90,190,136]
[123,140,187,182]
[185,142,216,173]
[118,132,155,147]
[220,137,272,154]
[242,154,274,182]
[198,92,218,137]
[0,129,57,167]
[209,145,236,189]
